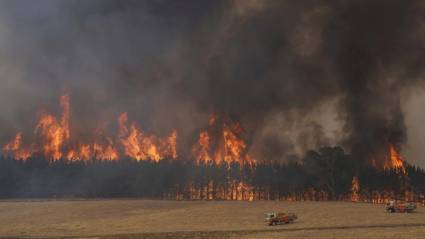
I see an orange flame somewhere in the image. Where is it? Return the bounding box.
[2,132,33,160]
[165,129,178,159]
[2,94,173,162]
[223,127,247,164]
[192,115,255,166]
[60,94,70,140]
[118,112,177,161]
[93,138,119,160]
[384,144,406,173]
[35,93,70,161]
[193,131,212,164]
[351,176,360,202]
[2,94,256,167]
[66,144,91,161]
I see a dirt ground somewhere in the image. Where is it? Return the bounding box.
[0,199,423,239]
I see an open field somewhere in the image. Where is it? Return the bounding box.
[0,200,424,239]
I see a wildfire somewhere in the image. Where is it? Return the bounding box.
[118,112,177,161]
[1,93,176,162]
[384,144,406,173]
[93,139,119,160]
[35,93,70,160]
[2,94,260,167]
[351,176,360,202]
[192,115,255,166]
[2,132,33,160]
[193,131,212,164]
[2,93,419,203]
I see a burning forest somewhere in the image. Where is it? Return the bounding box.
[2,93,254,166]
[0,93,424,203]
[0,0,425,203]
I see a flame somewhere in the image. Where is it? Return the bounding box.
[223,127,247,164]
[192,115,255,166]
[351,176,360,202]
[35,93,71,161]
[384,144,406,173]
[193,131,212,164]
[165,129,178,159]
[93,138,119,160]
[2,94,256,167]
[118,112,177,161]
[66,144,91,161]
[60,94,70,140]
[65,140,119,161]
[2,94,176,162]
[2,132,33,160]
[208,114,217,126]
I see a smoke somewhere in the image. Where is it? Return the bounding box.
[324,0,425,165]
[0,0,424,164]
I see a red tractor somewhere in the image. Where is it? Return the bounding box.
[265,212,297,226]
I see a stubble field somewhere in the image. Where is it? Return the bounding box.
[0,199,424,239]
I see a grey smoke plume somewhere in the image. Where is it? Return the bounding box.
[0,0,424,165]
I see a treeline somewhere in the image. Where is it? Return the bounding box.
[0,147,424,201]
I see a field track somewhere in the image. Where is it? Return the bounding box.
[3,222,424,239]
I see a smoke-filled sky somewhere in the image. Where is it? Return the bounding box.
[0,0,424,166]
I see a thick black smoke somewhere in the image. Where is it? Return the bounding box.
[324,0,425,165]
[0,0,424,164]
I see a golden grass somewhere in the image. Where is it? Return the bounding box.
[0,199,423,238]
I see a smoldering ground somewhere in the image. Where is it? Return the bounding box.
[0,0,424,165]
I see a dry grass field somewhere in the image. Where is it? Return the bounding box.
[0,199,423,239]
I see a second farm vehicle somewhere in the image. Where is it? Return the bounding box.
[265,212,297,226]
[386,200,417,213]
